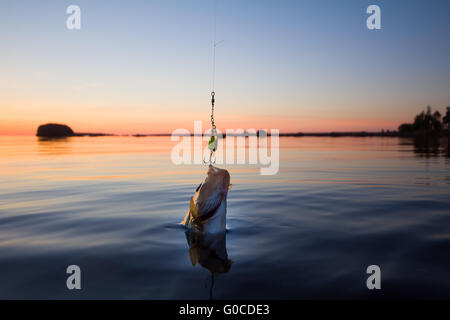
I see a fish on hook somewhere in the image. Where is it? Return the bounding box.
[182,165,231,234]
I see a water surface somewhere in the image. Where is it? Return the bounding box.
[0,136,449,299]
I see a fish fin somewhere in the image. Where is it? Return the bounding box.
[182,210,191,226]
[196,192,223,219]
[189,248,198,266]
[190,197,199,219]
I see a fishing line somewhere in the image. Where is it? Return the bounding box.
[205,0,223,165]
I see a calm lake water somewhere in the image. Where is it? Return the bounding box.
[0,136,449,299]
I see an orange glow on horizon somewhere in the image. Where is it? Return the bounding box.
[0,117,400,136]
[0,99,402,136]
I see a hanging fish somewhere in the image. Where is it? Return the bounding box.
[182,165,231,234]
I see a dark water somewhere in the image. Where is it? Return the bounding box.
[0,136,449,299]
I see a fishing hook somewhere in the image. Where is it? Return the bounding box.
[203,150,216,165]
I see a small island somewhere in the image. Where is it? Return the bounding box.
[36,123,114,137]
[36,123,74,138]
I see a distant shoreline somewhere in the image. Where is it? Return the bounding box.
[69,131,449,138]
[32,123,450,138]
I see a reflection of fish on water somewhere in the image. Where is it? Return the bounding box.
[185,230,232,299]
[184,229,232,299]
[182,165,231,234]
[185,230,232,275]
[182,165,233,299]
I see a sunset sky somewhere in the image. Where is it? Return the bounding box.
[1,0,450,135]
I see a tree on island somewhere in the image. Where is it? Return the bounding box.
[443,106,450,130]
[398,106,444,136]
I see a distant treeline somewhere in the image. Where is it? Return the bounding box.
[170,131,400,137]
[278,131,399,137]
[37,106,450,138]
